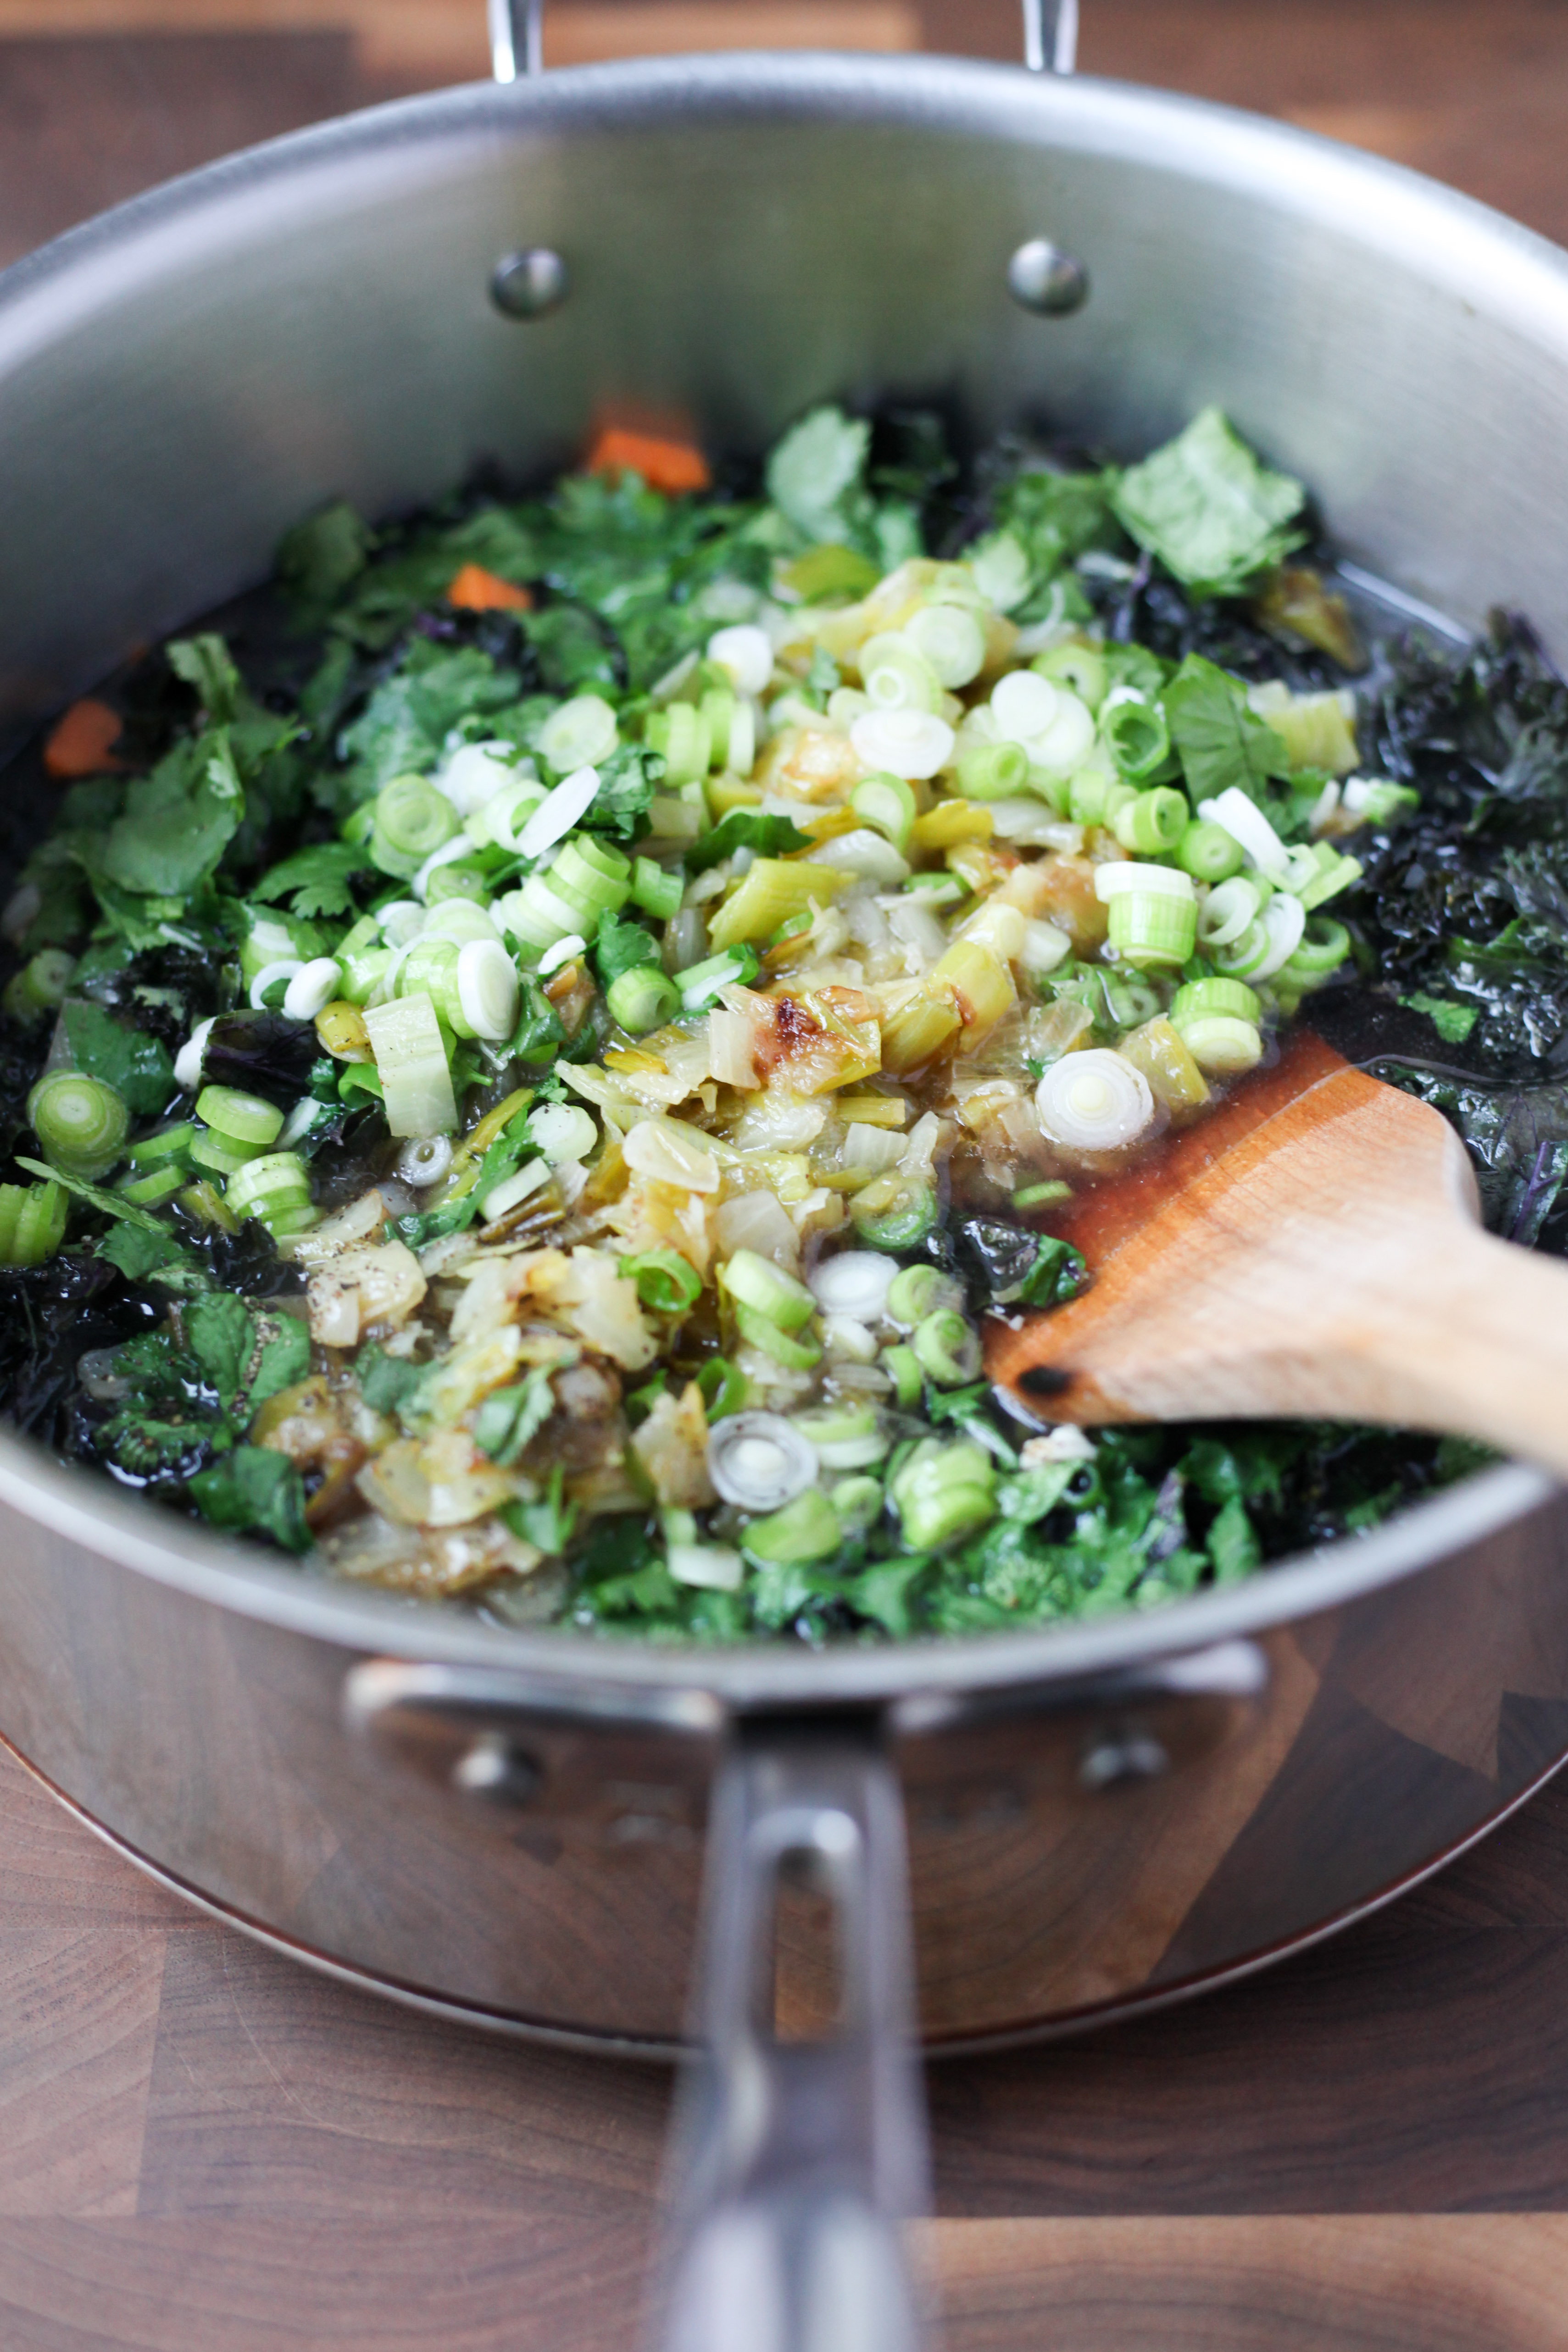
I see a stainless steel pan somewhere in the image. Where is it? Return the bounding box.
[2,6,1568,2343]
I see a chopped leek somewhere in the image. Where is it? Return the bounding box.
[363,992,457,1137]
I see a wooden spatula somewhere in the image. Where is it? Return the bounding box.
[986,1030,1568,1479]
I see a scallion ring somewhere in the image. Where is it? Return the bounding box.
[707,1410,818,1511]
[396,1134,454,1189]
[28,1071,129,1180]
[1035,1049,1157,1151]
[912,1308,983,1388]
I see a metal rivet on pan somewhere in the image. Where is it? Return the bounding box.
[1007,238,1090,316]
[453,1732,541,1802]
[491,247,570,319]
[1079,1730,1168,1791]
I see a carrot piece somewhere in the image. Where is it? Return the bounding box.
[447,563,532,613]
[584,425,711,495]
[43,698,125,779]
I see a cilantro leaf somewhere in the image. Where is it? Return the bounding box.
[995,1461,1080,1524]
[503,1463,578,1553]
[167,634,243,726]
[500,978,567,1066]
[521,606,619,695]
[474,1367,557,1465]
[249,1314,311,1413]
[687,809,811,874]
[98,730,247,898]
[183,1295,308,1422]
[588,745,663,842]
[1401,992,1480,1045]
[1207,1492,1262,1585]
[15,1157,164,1231]
[62,1000,176,1119]
[96,1223,187,1282]
[275,502,373,612]
[1111,409,1307,597]
[339,645,521,795]
[992,468,1122,580]
[591,912,660,992]
[189,1446,311,1554]
[353,1342,424,1418]
[252,840,373,921]
[184,1292,255,1412]
[1162,654,1291,804]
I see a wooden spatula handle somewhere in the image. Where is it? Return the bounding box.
[1323,1219,1568,1481]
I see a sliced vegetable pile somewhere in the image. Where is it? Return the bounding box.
[0,405,1517,1639]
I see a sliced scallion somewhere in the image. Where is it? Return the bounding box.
[1177,1014,1264,1074]
[0,1178,67,1268]
[3,949,76,1024]
[734,1305,823,1369]
[912,1308,983,1388]
[1113,786,1189,855]
[956,740,1030,802]
[538,694,618,776]
[676,945,761,1012]
[282,958,345,1022]
[456,939,520,1043]
[706,1411,817,1510]
[1106,888,1197,970]
[721,1248,817,1334]
[889,1437,995,1550]
[622,1250,702,1315]
[1101,695,1172,783]
[117,1163,185,1207]
[829,1475,884,1537]
[696,1356,750,1421]
[645,705,713,788]
[606,966,679,1034]
[851,772,917,850]
[527,1103,597,1166]
[631,857,683,922]
[189,1130,257,1178]
[196,1086,284,1149]
[881,1343,923,1411]
[1177,819,1246,883]
[740,1487,841,1565]
[371,773,461,879]
[28,1071,129,1180]
[226,1151,311,1230]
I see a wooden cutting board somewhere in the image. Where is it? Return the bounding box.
[3,1729,1568,2350]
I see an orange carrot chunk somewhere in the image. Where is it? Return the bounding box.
[584,425,711,495]
[44,698,125,779]
[447,564,532,612]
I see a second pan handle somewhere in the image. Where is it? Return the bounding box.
[647,1721,932,2352]
[489,0,1078,83]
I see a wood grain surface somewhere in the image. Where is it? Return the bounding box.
[7,6,1568,2345]
[4,1734,1568,2348]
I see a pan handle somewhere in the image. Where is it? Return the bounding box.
[646,1722,932,2352]
[489,0,1077,82]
